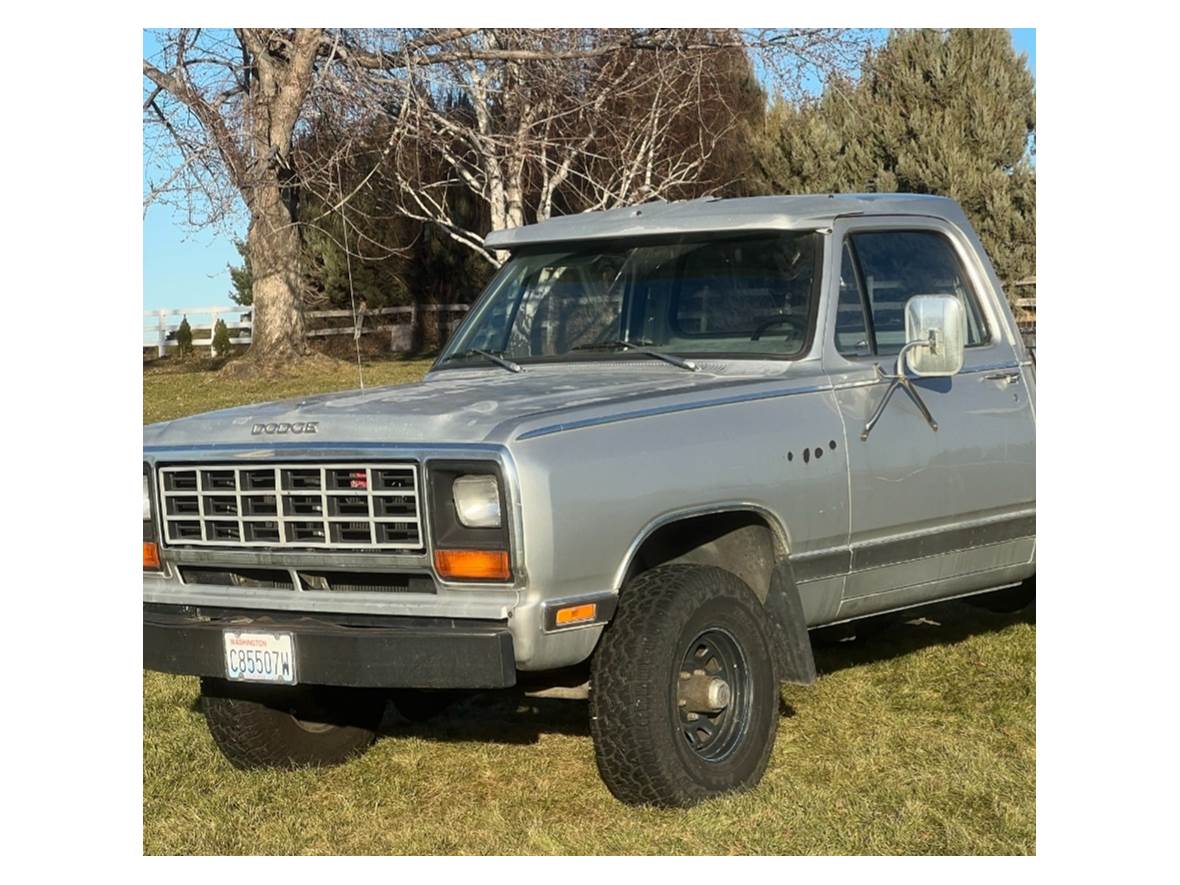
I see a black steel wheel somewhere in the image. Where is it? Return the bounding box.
[675,628,753,763]
[590,564,779,807]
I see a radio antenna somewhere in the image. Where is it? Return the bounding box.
[337,159,365,390]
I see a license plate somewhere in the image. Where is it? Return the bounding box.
[223,631,297,685]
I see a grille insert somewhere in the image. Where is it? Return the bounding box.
[296,571,434,594]
[179,566,294,589]
[158,463,422,551]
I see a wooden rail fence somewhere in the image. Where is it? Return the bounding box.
[1008,277,1036,353]
[146,288,1035,358]
[143,304,470,357]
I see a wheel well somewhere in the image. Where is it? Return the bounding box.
[622,510,783,601]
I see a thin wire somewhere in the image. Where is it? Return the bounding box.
[336,159,365,390]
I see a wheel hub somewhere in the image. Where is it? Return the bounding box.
[677,671,732,714]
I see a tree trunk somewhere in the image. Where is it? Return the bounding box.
[419,301,443,353]
[244,186,308,363]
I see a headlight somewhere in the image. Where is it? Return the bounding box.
[452,474,502,528]
[143,474,152,521]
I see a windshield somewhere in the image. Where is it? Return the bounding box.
[440,231,821,368]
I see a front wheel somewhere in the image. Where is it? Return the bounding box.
[200,678,385,769]
[589,564,780,807]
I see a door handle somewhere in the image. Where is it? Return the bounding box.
[982,371,1021,385]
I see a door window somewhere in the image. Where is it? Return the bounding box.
[836,230,990,356]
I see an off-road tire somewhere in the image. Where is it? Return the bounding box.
[200,678,384,769]
[589,564,780,807]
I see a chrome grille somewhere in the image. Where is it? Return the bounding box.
[157,463,422,551]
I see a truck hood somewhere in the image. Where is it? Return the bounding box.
[143,361,802,451]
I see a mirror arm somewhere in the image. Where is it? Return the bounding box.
[860,373,903,441]
[860,339,940,442]
[896,375,939,433]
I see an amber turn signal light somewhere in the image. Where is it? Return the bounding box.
[433,549,511,581]
[143,541,161,571]
[554,603,597,627]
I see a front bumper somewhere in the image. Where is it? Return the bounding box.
[144,604,517,689]
[144,570,610,672]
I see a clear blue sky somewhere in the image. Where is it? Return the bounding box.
[141,28,1036,314]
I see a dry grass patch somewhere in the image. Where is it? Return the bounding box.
[143,354,436,425]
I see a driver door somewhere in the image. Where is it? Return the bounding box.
[823,216,1036,617]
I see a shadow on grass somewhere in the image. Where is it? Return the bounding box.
[378,692,592,746]
[144,354,234,375]
[810,595,1035,676]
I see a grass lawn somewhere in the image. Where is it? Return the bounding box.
[143,356,1035,855]
[143,354,436,425]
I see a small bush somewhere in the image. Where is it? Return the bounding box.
[175,316,193,356]
[212,318,231,357]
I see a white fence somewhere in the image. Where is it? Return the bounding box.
[143,304,470,357]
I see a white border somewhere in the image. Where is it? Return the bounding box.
[8,3,1177,874]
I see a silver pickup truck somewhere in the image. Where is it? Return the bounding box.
[143,193,1035,807]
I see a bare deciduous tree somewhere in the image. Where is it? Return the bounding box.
[144,28,867,363]
[368,28,867,265]
[145,29,329,363]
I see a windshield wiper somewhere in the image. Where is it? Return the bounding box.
[444,348,523,373]
[571,339,698,372]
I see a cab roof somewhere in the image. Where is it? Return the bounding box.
[483,193,968,251]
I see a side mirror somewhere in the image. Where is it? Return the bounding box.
[903,294,966,377]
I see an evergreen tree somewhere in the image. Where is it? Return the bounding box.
[754,29,1035,285]
[212,318,232,357]
[175,315,193,356]
[227,240,253,307]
